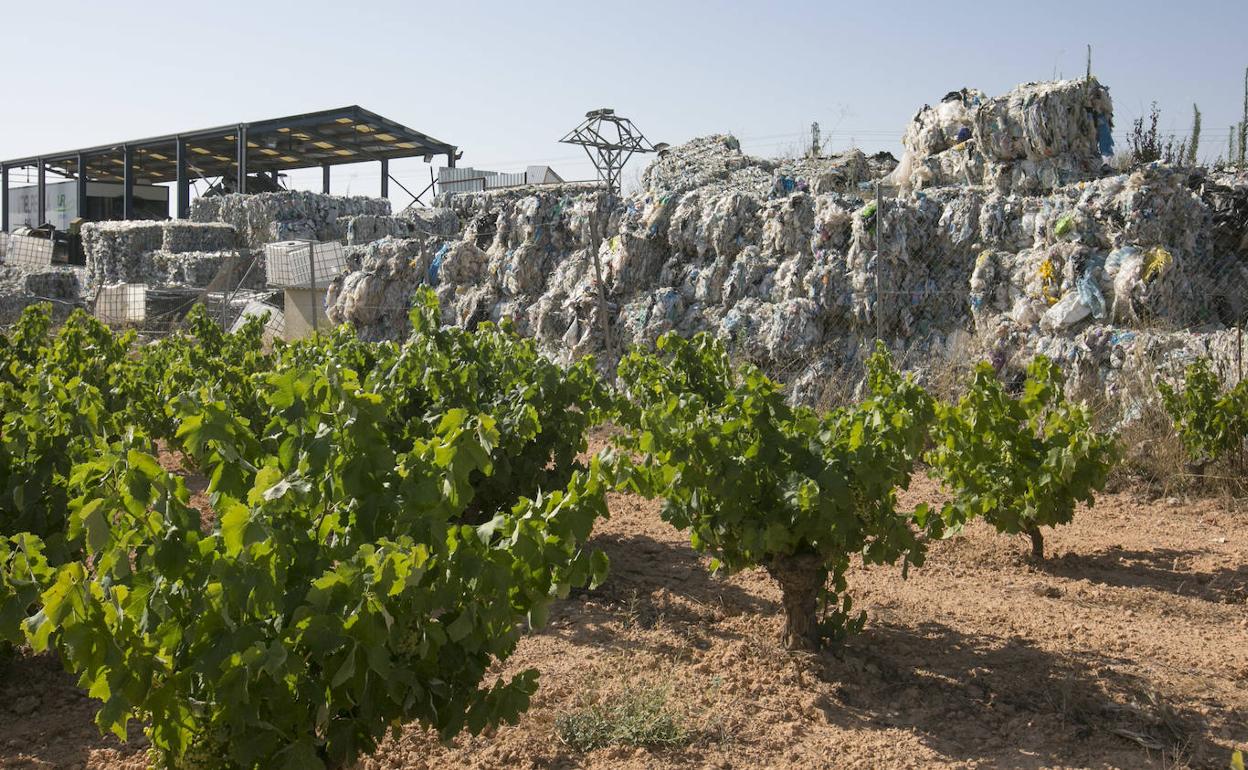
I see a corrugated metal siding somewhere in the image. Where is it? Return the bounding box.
[437,167,536,195]
[437,167,487,194]
[489,172,526,188]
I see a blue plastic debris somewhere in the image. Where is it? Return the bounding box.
[428,242,451,285]
[1096,114,1114,158]
[1076,253,1107,319]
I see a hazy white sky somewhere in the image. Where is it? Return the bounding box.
[3,0,1246,208]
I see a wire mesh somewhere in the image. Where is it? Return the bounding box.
[94,284,148,325]
[230,299,286,340]
[263,240,346,288]
[4,236,54,271]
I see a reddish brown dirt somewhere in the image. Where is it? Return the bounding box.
[1,445,1244,769]
[155,441,213,530]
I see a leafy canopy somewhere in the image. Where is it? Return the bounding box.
[927,357,1117,543]
[613,334,936,638]
[1158,357,1248,466]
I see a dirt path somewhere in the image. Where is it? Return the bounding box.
[0,467,1243,769]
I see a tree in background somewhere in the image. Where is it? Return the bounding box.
[1127,103,1183,165]
[1240,67,1247,165]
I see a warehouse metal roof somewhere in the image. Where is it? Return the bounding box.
[0,106,458,184]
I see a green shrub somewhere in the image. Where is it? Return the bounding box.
[1158,357,1248,470]
[5,292,612,769]
[927,357,1117,559]
[613,336,935,649]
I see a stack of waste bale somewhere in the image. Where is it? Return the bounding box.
[318,77,1246,424]
[81,221,164,286]
[190,191,389,250]
[339,208,460,245]
[81,221,246,289]
[887,78,1113,195]
[328,236,447,339]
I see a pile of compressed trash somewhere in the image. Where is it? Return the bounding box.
[81,221,241,288]
[190,191,391,250]
[886,78,1114,194]
[0,264,83,323]
[329,236,447,339]
[324,76,1247,421]
[342,208,460,245]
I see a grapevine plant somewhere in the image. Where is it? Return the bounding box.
[125,304,276,439]
[0,304,277,560]
[0,295,613,769]
[366,289,610,520]
[1158,357,1248,471]
[0,307,137,560]
[926,357,1117,559]
[613,335,936,650]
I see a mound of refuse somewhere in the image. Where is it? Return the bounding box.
[80,221,241,288]
[886,78,1114,194]
[323,77,1247,418]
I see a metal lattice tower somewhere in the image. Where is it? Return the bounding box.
[560,109,657,194]
[557,109,660,373]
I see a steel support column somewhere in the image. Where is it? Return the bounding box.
[322,164,331,194]
[236,125,248,195]
[175,138,190,219]
[123,145,135,220]
[1,165,8,232]
[76,153,88,222]
[36,160,46,226]
[380,159,389,198]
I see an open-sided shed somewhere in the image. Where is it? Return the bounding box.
[1,106,459,229]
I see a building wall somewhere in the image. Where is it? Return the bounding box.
[436,166,561,195]
[6,182,169,231]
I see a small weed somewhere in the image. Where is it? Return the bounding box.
[555,683,689,752]
[618,588,662,630]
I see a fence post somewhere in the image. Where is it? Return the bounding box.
[309,242,318,335]
[874,183,883,344]
[591,192,614,372]
[1238,323,1243,385]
